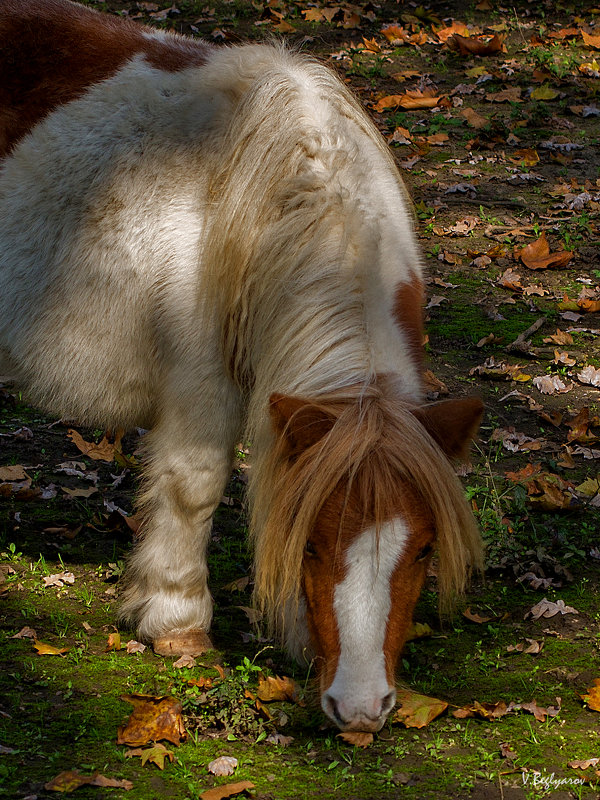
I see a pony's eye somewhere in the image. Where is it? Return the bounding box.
[305,541,317,557]
[415,543,433,562]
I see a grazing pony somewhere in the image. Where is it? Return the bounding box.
[0,0,483,732]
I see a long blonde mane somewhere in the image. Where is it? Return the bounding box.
[197,46,480,634]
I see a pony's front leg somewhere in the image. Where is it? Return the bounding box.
[119,404,239,656]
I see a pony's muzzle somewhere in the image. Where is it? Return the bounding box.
[322,687,397,732]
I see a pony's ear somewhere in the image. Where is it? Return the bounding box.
[269,393,335,455]
[412,397,483,461]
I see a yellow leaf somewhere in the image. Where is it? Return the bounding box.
[575,476,600,497]
[406,622,434,641]
[106,632,122,651]
[125,743,175,770]
[393,689,448,728]
[33,640,69,656]
[531,85,559,101]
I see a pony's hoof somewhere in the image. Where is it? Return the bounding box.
[153,630,213,657]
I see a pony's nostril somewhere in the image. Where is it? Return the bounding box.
[381,689,396,717]
[322,693,346,726]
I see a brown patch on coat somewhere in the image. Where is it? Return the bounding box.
[0,0,213,157]
[393,275,425,370]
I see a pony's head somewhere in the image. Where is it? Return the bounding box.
[252,383,483,732]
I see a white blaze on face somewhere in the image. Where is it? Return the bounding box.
[322,517,408,730]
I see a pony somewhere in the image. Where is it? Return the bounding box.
[0,0,483,732]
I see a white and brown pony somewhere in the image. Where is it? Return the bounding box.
[0,0,483,732]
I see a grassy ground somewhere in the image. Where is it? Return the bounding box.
[2,0,600,798]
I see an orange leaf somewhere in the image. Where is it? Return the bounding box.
[582,30,600,49]
[362,37,381,53]
[450,33,504,55]
[373,94,405,112]
[301,8,323,22]
[579,297,600,313]
[256,674,303,704]
[200,781,255,800]
[67,429,122,462]
[399,90,441,109]
[516,233,572,270]
[394,689,448,728]
[117,694,185,747]
[580,678,600,711]
[381,24,406,43]
[435,21,471,43]
[337,731,374,748]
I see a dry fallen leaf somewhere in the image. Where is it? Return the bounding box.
[265,732,294,746]
[126,640,147,654]
[173,654,196,668]
[199,781,255,800]
[375,89,441,112]
[578,365,600,388]
[208,756,238,777]
[569,757,600,769]
[579,678,600,712]
[256,675,302,704]
[0,465,28,481]
[406,621,434,641]
[394,689,448,728]
[45,770,133,792]
[11,626,37,639]
[463,608,493,624]
[33,640,69,656]
[67,429,122,462]
[449,32,504,55]
[515,233,573,270]
[582,30,600,49]
[525,598,579,620]
[532,375,572,395]
[125,742,175,770]
[106,632,122,651]
[61,486,98,499]
[506,639,543,654]
[117,694,185,747]
[452,700,508,720]
[460,107,488,129]
[337,731,374,748]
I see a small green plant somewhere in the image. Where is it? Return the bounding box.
[2,542,22,562]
